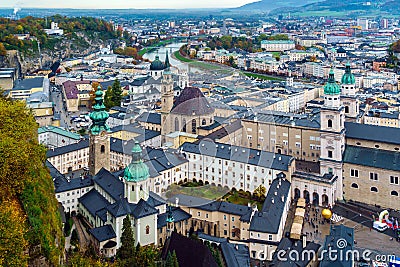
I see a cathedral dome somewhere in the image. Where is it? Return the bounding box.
[341,62,355,85]
[123,141,149,182]
[89,86,110,135]
[171,87,214,116]
[324,69,341,95]
[150,55,165,71]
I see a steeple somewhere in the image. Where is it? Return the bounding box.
[123,140,149,182]
[324,69,341,96]
[341,62,355,85]
[165,51,170,69]
[166,205,174,223]
[89,86,110,135]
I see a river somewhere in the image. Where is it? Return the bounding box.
[142,42,187,70]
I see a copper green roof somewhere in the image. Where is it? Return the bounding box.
[166,205,174,223]
[89,86,110,135]
[324,69,341,95]
[123,140,149,182]
[341,62,355,85]
[150,55,165,71]
[165,51,171,69]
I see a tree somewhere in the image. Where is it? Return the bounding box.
[89,82,100,109]
[104,86,113,110]
[0,43,6,56]
[254,185,267,201]
[117,215,136,264]
[110,79,122,108]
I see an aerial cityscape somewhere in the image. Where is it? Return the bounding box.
[1,0,400,266]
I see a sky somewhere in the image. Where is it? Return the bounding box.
[1,0,258,9]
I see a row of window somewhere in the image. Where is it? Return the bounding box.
[349,169,399,185]
[350,183,399,196]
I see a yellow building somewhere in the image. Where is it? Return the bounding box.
[165,131,198,148]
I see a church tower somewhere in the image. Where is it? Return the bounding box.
[89,86,111,176]
[161,67,174,138]
[166,205,175,239]
[319,69,345,201]
[123,140,150,203]
[341,62,359,122]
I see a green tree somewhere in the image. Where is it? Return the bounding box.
[110,79,122,108]
[172,251,179,267]
[104,87,113,110]
[254,185,267,201]
[117,215,136,264]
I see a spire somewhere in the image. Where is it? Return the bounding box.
[165,51,170,69]
[324,68,341,95]
[89,86,110,135]
[341,61,355,85]
[166,205,174,223]
[131,140,143,163]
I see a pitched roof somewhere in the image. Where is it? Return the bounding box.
[79,189,110,218]
[93,168,124,201]
[89,225,116,242]
[250,176,291,233]
[270,238,320,267]
[46,139,89,158]
[181,141,293,171]
[345,122,400,145]
[171,87,214,116]
[343,145,400,171]
[319,225,354,267]
[136,112,161,125]
[220,242,250,267]
[157,206,191,228]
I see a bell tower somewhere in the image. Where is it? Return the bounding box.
[123,140,150,203]
[320,69,345,201]
[89,86,111,176]
[341,62,359,122]
[161,67,174,138]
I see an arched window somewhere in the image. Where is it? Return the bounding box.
[174,117,179,132]
[327,119,333,128]
[345,106,349,113]
[182,119,186,132]
[351,183,358,189]
[192,119,197,134]
[391,191,398,196]
[101,145,105,154]
[371,187,378,192]
[202,119,206,125]
[131,185,134,191]
[146,225,150,235]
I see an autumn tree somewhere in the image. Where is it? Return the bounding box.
[253,185,267,201]
[89,81,100,109]
[0,42,6,56]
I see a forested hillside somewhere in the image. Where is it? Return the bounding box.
[0,94,64,266]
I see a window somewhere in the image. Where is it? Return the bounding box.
[146,225,150,235]
[197,212,201,216]
[191,119,197,133]
[327,119,332,128]
[371,187,378,193]
[101,145,105,154]
[390,176,399,185]
[224,215,227,220]
[175,117,179,131]
[351,183,359,189]
[202,119,206,125]
[328,150,333,158]
[370,173,378,181]
[391,191,399,196]
[232,217,235,222]
[295,142,301,148]
[206,213,209,219]
[350,169,359,178]
[268,235,272,241]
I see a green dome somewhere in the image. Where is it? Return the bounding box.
[324,69,341,95]
[341,62,355,85]
[123,140,149,182]
[150,55,165,71]
[89,86,110,135]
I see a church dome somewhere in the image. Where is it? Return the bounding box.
[324,69,341,95]
[89,86,110,135]
[341,62,355,85]
[123,140,149,182]
[171,87,214,116]
[150,55,165,71]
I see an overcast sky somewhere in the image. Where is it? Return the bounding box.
[2,0,258,9]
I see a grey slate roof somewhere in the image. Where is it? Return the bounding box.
[181,140,293,171]
[89,225,116,242]
[319,225,354,267]
[79,189,110,218]
[136,112,161,125]
[54,175,93,193]
[93,168,124,201]
[246,111,320,129]
[250,176,291,233]
[343,145,400,172]
[46,139,89,157]
[194,201,252,217]
[345,122,400,145]
[270,238,320,267]
[157,206,191,228]
[171,87,214,116]
[13,77,44,91]
[220,242,250,267]
[106,197,158,219]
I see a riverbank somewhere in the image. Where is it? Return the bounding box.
[173,50,285,80]
[138,38,180,56]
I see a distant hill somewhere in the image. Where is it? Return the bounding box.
[269,0,400,16]
[236,0,323,11]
